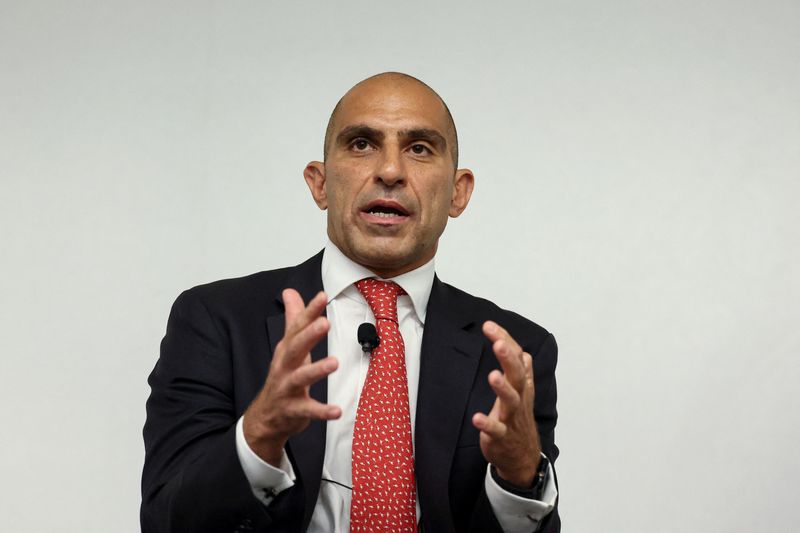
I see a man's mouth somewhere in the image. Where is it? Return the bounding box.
[361,200,411,224]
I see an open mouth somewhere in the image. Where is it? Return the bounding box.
[367,206,407,218]
[361,200,411,221]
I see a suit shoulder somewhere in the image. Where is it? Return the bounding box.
[170,264,298,320]
[183,266,292,300]
[437,279,553,347]
[173,251,323,312]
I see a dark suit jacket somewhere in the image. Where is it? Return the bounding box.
[141,251,560,532]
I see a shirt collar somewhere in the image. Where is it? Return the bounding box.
[321,238,435,323]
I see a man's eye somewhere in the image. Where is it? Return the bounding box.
[410,144,430,155]
[352,139,371,151]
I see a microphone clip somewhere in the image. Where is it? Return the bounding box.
[357,323,380,353]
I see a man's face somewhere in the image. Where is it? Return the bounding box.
[305,78,473,277]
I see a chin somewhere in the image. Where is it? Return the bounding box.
[334,228,431,275]
[358,247,409,269]
[356,242,431,277]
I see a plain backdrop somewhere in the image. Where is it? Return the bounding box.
[1,1,798,531]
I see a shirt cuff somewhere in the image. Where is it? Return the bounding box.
[484,456,558,532]
[234,416,296,505]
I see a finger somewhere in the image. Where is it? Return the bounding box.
[289,398,342,421]
[472,412,507,439]
[279,290,328,366]
[488,370,520,418]
[287,356,339,390]
[483,321,526,383]
[284,289,328,338]
[523,352,536,402]
[282,288,305,326]
[282,316,330,366]
[490,338,526,391]
[482,321,523,356]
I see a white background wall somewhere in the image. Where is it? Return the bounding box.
[1,1,798,531]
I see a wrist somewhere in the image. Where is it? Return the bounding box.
[495,455,540,487]
[491,454,549,500]
[250,441,284,468]
[243,415,287,468]
[494,468,535,488]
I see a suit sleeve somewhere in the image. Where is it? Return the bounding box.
[140,289,296,532]
[527,333,561,532]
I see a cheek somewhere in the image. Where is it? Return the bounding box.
[326,163,369,194]
[420,181,455,224]
[325,188,350,221]
[325,174,364,222]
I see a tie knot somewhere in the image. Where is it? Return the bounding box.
[355,278,406,322]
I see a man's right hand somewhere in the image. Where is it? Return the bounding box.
[243,288,341,467]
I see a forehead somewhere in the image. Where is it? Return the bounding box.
[334,81,451,133]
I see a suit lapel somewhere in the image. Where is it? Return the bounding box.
[414,276,483,530]
[265,251,328,531]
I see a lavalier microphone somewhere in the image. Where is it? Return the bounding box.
[357,323,380,353]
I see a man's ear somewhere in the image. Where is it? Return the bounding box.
[449,168,475,218]
[303,161,328,210]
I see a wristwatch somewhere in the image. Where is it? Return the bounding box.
[490,455,550,500]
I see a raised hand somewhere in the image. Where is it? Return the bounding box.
[472,320,541,486]
[243,289,341,467]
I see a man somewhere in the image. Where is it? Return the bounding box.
[142,72,559,532]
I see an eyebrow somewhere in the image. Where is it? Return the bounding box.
[335,125,384,145]
[400,128,447,151]
[335,124,448,152]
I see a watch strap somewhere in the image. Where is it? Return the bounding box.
[490,455,550,500]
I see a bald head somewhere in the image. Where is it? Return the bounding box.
[323,72,459,167]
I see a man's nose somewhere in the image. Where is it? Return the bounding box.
[374,147,405,186]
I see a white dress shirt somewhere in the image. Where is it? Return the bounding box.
[235,240,557,531]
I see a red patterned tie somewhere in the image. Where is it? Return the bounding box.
[350,278,417,533]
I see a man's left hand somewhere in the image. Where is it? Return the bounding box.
[472,320,541,487]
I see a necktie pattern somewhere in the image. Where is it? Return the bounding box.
[350,278,417,533]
